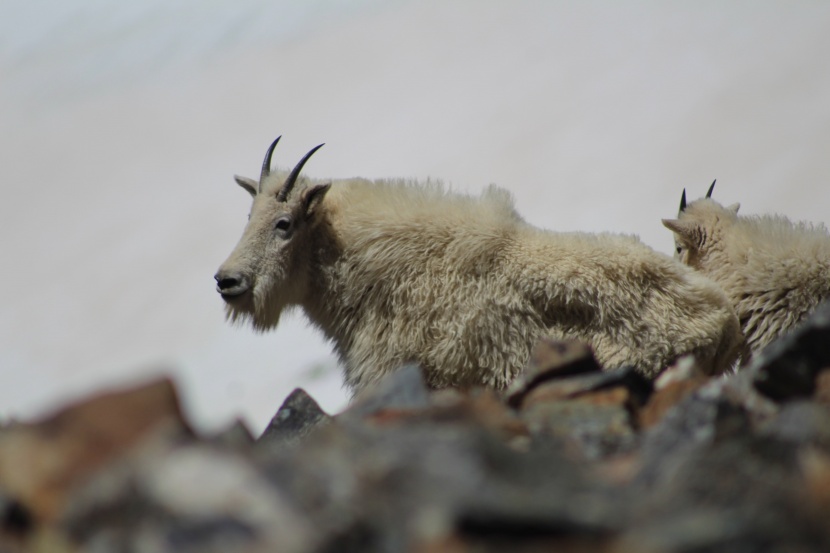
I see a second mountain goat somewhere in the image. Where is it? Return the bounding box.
[663,181,830,360]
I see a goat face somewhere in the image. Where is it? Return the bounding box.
[662,181,739,270]
[215,137,330,330]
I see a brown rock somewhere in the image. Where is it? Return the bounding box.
[62,442,313,553]
[639,361,708,429]
[506,339,602,408]
[356,389,530,449]
[523,381,630,408]
[0,378,190,522]
[463,390,530,446]
[752,299,830,401]
[815,369,830,404]
[517,367,651,411]
[527,339,601,378]
[639,378,705,429]
[800,448,830,515]
[522,385,638,460]
[423,389,530,448]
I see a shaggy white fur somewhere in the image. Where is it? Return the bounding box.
[218,148,741,392]
[664,192,830,360]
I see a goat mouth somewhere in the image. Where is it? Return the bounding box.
[217,285,250,300]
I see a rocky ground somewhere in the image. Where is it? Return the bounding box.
[2,303,830,553]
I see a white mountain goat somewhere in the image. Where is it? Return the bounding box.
[663,180,830,359]
[215,137,741,392]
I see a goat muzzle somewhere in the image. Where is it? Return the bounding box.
[214,270,251,298]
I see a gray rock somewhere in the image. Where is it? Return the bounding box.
[62,442,314,553]
[341,363,432,419]
[1,493,32,539]
[256,392,623,552]
[635,389,752,487]
[257,388,331,447]
[210,419,255,449]
[11,303,830,551]
[522,397,639,460]
[620,507,829,553]
[760,400,830,451]
[626,433,830,552]
[752,299,830,401]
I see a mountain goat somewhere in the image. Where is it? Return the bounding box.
[215,137,741,393]
[662,181,830,359]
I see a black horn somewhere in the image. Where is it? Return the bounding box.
[705,179,716,199]
[679,189,687,213]
[258,136,282,193]
[277,143,325,202]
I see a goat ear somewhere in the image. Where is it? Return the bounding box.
[727,202,740,214]
[302,182,331,217]
[662,219,700,245]
[234,175,258,198]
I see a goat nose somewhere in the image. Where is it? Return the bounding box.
[214,270,250,297]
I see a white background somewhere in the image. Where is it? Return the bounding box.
[2,1,829,433]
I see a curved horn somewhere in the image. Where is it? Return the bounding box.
[276,143,325,202]
[258,136,282,192]
[679,189,687,213]
[705,179,716,199]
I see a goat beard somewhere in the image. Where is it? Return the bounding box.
[223,277,288,332]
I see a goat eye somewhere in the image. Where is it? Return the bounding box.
[275,216,292,234]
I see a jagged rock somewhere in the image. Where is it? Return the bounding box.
[210,419,256,449]
[257,388,331,447]
[506,339,602,408]
[257,414,489,551]
[9,302,830,552]
[752,299,830,401]
[619,509,829,553]
[341,363,432,419]
[654,355,706,388]
[640,367,778,452]
[528,338,602,377]
[256,397,622,553]
[760,401,830,451]
[515,367,651,460]
[442,390,530,449]
[1,494,33,553]
[346,384,530,447]
[816,369,830,404]
[638,357,708,429]
[513,366,651,408]
[523,389,637,460]
[61,441,314,553]
[635,370,785,497]
[624,433,830,552]
[0,378,191,523]
[800,448,830,520]
[704,371,780,424]
[635,387,753,487]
